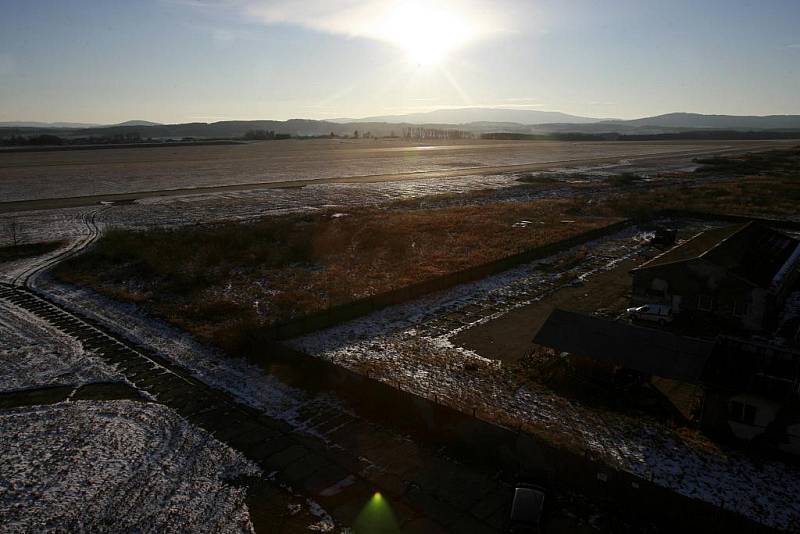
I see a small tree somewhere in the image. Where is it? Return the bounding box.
[5,219,19,247]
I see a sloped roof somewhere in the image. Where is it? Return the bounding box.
[634,224,746,270]
[633,222,799,289]
[701,336,800,391]
[533,309,713,382]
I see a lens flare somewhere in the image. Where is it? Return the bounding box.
[378,1,480,65]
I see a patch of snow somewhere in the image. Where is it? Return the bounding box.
[0,297,123,391]
[306,498,336,532]
[36,275,352,442]
[0,400,259,533]
[318,475,357,497]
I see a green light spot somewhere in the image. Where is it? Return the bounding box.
[353,491,400,533]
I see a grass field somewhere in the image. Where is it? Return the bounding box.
[55,199,617,352]
[597,147,800,219]
[55,146,799,356]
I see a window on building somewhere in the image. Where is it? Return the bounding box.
[697,294,714,311]
[729,400,758,425]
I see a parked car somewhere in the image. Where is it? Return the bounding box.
[626,303,674,325]
[508,482,546,533]
[652,227,677,246]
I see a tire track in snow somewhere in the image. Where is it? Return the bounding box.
[10,205,108,289]
[0,283,476,531]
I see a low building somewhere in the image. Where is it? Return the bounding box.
[700,336,800,454]
[533,309,713,419]
[533,308,713,382]
[534,309,800,454]
[630,222,800,331]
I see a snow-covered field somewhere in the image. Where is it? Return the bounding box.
[0,400,258,533]
[0,286,340,532]
[0,297,122,391]
[0,207,91,249]
[37,275,360,444]
[0,147,725,245]
[0,213,345,532]
[0,139,744,202]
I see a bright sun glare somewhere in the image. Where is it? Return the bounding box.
[379,2,478,65]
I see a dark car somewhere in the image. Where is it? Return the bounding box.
[508,482,546,533]
[652,227,677,246]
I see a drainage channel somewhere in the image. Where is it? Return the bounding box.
[0,282,456,531]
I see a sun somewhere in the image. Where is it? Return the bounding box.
[379,2,479,66]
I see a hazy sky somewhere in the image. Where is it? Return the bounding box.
[1,0,799,123]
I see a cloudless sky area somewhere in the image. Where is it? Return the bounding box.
[1,0,798,123]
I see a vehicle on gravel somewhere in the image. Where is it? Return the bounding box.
[626,303,674,325]
[652,227,677,246]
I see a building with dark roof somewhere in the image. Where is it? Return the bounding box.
[533,308,713,382]
[534,309,800,453]
[630,222,800,331]
[699,336,800,453]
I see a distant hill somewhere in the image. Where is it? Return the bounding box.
[3,111,800,142]
[297,110,800,132]
[114,120,162,127]
[0,121,101,128]
[354,107,602,125]
[597,113,800,130]
[0,120,161,129]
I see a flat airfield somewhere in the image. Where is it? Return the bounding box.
[1,138,796,210]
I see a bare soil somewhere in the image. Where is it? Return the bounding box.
[452,256,642,363]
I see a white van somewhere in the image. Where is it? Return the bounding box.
[626,303,673,325]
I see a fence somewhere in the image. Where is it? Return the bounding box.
[263,343,773,533]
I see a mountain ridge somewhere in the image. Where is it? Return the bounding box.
[351,107,603,125]
[2,110,800,140]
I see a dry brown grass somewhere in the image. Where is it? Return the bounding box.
[56,199,617,351]
[597,175,800,220]
[595,147,800,219]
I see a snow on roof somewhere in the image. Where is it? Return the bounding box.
[633,222,799,289]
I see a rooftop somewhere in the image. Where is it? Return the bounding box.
[533,309,713,382]
[633,222,800,288]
